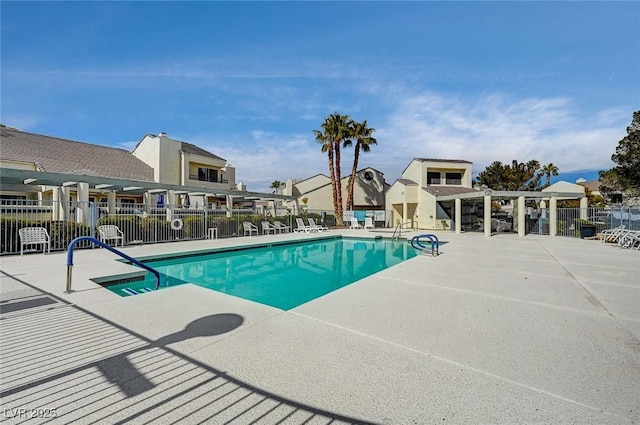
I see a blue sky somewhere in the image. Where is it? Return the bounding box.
[2,1,639,193]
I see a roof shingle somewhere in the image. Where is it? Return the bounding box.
[0,128,155,181]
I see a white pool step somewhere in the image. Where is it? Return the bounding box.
[121,287,154,296]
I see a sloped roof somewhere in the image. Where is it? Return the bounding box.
[577,180,600,192]
[542,181,585,194]
[180,141,225,161]
[0,128,154,181]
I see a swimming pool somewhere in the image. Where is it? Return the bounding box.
[104,237,419,310]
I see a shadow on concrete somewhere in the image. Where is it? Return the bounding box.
[0,270,378,424]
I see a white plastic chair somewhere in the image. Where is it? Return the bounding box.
[273,220,291,233]
[600,225,625,243]
[308,218,328,232]
[349,217,362,229]
[261,221,277,235]
[243,222,258,236]
[364,217,374,229]
[98,225,124,247]
[18,227,50,257]
[294,218,312,233]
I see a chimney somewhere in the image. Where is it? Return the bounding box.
[158,132,167,137]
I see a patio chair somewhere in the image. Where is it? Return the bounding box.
[242,222,258,236]
[98,225,124,247]
[294,218,312,233]
[18,227,50,257]
[273,220,291,233]
[349,217,362,229]
[307,218,328,232]
[600,225,625,243]
[618,230,640,250]
[261,221,277,235]
[364,217,375,230]
[492,218,512,233]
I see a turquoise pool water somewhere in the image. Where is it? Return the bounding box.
[106,237,419,310]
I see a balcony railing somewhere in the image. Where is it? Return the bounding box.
[188,175,229,184]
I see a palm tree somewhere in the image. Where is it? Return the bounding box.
[269,180,285,194]
[344,119,377,210]
[541,163,559,187]
[313,113,351,226]
[507,159,541,190]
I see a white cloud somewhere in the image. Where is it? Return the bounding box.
[192,131,328,193]
[187,88,628,194]
[371,89,626,181]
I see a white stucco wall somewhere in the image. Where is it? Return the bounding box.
[294,175,331,196]
[291,169,386,212]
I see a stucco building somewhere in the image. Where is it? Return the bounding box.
[386,158,477,230]
[283,167,388,217]
[0,127,292,223]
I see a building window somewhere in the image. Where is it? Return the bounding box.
[445,172,462,185]
[197,167,219,183]
[427,172,441,185]
[0,195,27,205]
[364,171,374,181]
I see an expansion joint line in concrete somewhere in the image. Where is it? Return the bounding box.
[536,241,640,347]
[290,311,627,422]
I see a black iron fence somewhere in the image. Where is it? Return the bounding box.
[528,206,640,237]
[0,201,341,255]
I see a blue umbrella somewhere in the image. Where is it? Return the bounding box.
[157,193,165,207]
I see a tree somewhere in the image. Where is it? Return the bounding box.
[313,113,351,226]
[269,180,285,194]
[540,163,559,187]
[475,159,542,191]
[344,119,377,211]
[599,111,640,202]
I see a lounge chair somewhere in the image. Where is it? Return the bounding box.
[273,220,291,233]
[600,225,625,243]
[261,221,277,235]
[364,217,374,229]
[618,230,640,250]
[491,218,512,233]
[349,217,362,229]
[242,221,258,236]
[294,218,312,233]
[307,218,328,232]
[98,225,124,247]
[18,227,50,256]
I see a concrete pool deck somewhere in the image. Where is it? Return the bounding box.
[1,231,638,424]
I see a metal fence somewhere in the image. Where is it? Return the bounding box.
[4,200,636,255]
[530,206,640,237]
[0,200,340,256]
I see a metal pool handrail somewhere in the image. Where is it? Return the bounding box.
[411,234,440,257]
[66,236,161,293]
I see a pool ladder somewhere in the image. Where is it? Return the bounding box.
[65,236,161,293]
[392,221,415,240]
[410,234,440,257]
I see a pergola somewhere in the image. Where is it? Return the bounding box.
[436,189,589,237]
[0,168,297,224]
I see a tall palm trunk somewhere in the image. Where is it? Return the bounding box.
[346,143,361,210]
[327,140,340,224]
[334,141,343,223]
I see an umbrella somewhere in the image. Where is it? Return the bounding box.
[157,193,165,208]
